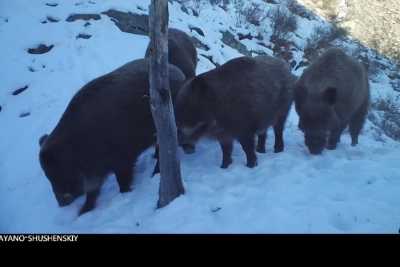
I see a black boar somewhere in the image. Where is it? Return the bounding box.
[294,48,370,154]
[39,58,185,215]
[145,28,197,79]
[175,55,294,169]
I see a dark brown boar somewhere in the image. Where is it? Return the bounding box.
[145,28,197,79]
[38,58,185,215]
[294,48,370,155]
[175,55,295,169]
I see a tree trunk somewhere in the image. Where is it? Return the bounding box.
[148,0,185,208]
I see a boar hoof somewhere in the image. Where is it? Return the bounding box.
[221,159,233,169]
[326,143,337,150]
[351,140,358,146]
[256,146,266,153]
[246,160,257,168]
[274,146,283,153]
[120,186,132,193]
[79,203,95,216]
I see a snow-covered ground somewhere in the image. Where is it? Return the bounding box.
[0,0,399,233]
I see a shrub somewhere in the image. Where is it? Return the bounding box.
[304,24,348,60]
[234,0,245,26]
[370,97,400,141]
[351,46,381,80]
[241,3,267,26]
[267,6,298,41]
[286,0,316,20]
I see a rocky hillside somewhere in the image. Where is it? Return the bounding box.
[298,0,400,62]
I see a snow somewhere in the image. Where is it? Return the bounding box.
[0,0,399,233]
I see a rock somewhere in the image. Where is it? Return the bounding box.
[211,207,222,213]
[192,9,199,17]
[388,72,400,80]
[84,22,91,27]
[66,14,101,22]
[0,105,2,112]
[238,33,253,41]
[257,42,272,50]
[200,54,220,67]
[27,44,54,54]
[12,85,29,96]
[252,50,268,56]
[137,5,147,12]
[76,33,92,39]
[45,3,58,7]
[220,30,252,56]
[102,10,149,36]
[47,16,59,23]
[290,60,297,69]
[191,36,210,51]
[189,26,205,37]
[19,112,30,118]
[295,60,309,71]
[180,5,190,15]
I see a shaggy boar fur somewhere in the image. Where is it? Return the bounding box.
[39,58,185,215]
[294,48,370,154]
[176,55,295,168]
[145,28,197,79]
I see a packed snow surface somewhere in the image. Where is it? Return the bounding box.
[0,0,399,233]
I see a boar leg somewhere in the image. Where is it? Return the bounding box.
[152,145,160,177]
[79,189,100,215]
[238,135,257,168]
[256,132,267,153]
[152,160,160,177]
[327,123,347,150]
[153,144,159,159]
[349,100,368,146]
[115,165,133,193]
[273,116,286,153]
[219,139,233,169]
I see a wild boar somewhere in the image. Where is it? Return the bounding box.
[175,55,294,168]
[39,58,185,215]
[294,48,370,154]
[145,28,197,79]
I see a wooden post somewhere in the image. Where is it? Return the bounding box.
[149,0,185,208]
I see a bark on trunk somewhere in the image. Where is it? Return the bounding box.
[148,0,185,209]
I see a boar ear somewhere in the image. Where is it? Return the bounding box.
[39,134,49,147]
[323,87,337,106]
